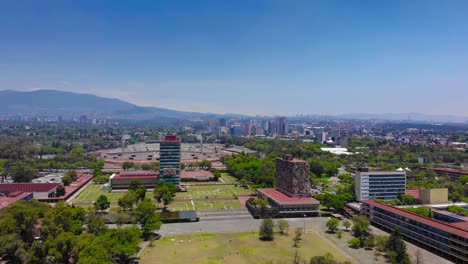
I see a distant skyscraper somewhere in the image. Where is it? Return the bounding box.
[159,135,181,187]
[275,117,288,135]
[79,115,87,126]
[230,124,247,136]
[218,118,226,127]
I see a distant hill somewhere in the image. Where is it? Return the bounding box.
[0,90,211,120]
[0,90,465,123]
[0,90,136,115]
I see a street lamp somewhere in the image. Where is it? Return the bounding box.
[303,214,307,233]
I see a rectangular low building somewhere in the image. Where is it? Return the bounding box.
[420,188,448,204]
[0,192,33,212]
[180,170,214,182]
[0,183,59,199]
[110,171,159,189]
[361,200,468,263]
[258,188,319,215]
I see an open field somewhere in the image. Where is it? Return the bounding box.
[73,184,153,203]
[168,200,243,211]
[140,231,352,264]
[74,183,251,211]
[176,185,252,199]
[169,184,252,211]
[219,173,238,183]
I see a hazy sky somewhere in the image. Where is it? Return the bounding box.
[1,1,467,116]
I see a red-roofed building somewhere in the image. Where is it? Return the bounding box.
[0,192,33,212]
[248,154,320,218]
[0,183,59,199]
[110,171,159,189]
[0,172,93,203]
[361,200,468,263]
[433,167,468,181]
[405,189,420,199]
[180,170,214,181]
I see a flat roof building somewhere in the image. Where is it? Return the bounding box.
[355,170,406,201]
[159,135,181,187]
[110,171,159,189]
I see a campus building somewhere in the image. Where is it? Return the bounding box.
[110,171,159,189]
[159,135,181,187]
[355,169,406,201]
[361,200,468,263]
[249,154,319,218]
[433,168,468,181]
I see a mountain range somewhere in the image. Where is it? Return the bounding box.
[0,90,466,123]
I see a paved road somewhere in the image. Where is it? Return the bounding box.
[112,215,452,264]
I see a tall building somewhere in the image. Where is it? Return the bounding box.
[252,154,319,218]
[79,115,87,126]
[276,154,311,197]
[275,117,288,135]
[159,135,181,187]
[230,124,247,136]
[355,169,406,201]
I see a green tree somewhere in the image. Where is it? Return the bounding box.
[292,227,303,247]
[259,218,274,241]
[276,219,290,235]
[385,228,410,264]
[326,218,340,233]
[95,195,110,212]
[135,199,162,238]
[56,185,66,197]
[342,220,351,231]
[122,161,134,171]
[129,180,146,202]
[62,174,73,186]
[153,181,176,209]
[118,191,136,211]
[348,237,361,248]
[365,234,375,249]
[351,216,370,247]
[10,161,36,182]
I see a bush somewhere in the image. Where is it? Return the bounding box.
[348,237,361,248]
[259,218,274,241]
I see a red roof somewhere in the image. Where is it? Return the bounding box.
[258,188,318,205]
[434,168,468,175]
[113,171,159,180]
[362,200,468,238]
[162,135,180,142]
[0,183,59,193]
[180,170,213,179]
[0,192,32,210]
[405,189,420,199]
[47,173,94,200]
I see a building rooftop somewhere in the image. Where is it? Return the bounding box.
[118,171,159,177]
[258,188,319,205]
[0,183,59,193]
[434,167,468,175]
[0,192,31,211]
[405,189,420,199]
[363,200,468,239]
[162,135,180,143]
[180,170,213,179]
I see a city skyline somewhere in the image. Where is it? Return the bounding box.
[1,1,467,116]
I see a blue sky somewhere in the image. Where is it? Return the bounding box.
[0,1,467,116]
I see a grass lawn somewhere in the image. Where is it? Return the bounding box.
[73,184,152,203]
[176,185,252,200]
[168,199,243,211]
[140,231,352,264]
[220,173,238,183]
